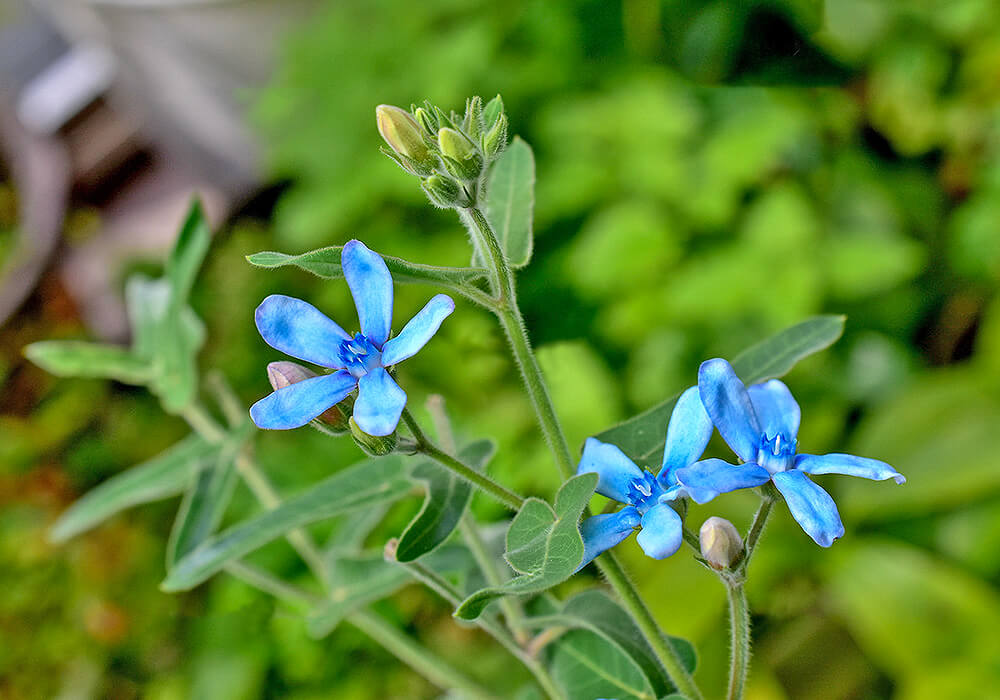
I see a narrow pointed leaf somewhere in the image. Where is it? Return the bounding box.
[166,199,211,303]
[478,136,535,267]
[596,315,846,463]
[454,473,598,620]
[162,457,411,591]
[247,246,486,288]
[396,440,495,562]
[25,341,152,385]
[50,435,218,543]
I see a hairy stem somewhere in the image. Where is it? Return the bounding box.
[401,408,524,511]
[596,552,703,700]
[461,206,575,480]
[742,493,775,570]
[347,609,499,700]
[726,583,751,700]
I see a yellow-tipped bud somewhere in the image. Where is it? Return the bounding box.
[376,105,433,165]
[699,517,743,570]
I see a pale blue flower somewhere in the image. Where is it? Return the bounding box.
[250,240,454,436]
[675,358,905,547]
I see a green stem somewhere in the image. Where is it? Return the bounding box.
[402,558,565,700]
[595,552,704,700]
[181,404,330,588]
[347,609,499,700]
[726,583,751,700]
[462,207,575,480]
[742,494,774,570]
[400,409,524,511]
[426,395,530,643]
[224,560,320,607]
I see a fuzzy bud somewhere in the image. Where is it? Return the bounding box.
[350,417,397,456]
[414,107,438,136]
[482,112,508,159]
[376,105,434,171]
[421,174,466,208]
[699,517,743,570]
[438,127,483,180]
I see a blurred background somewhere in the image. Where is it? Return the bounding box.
[2,0,999,698]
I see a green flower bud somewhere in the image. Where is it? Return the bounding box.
[376,105,434,172]
[421,174,467,208]
[463,95,484,139]
[414,107,437,136]
[482,94,504,130]
[350,417,397,456]
[699,517,743,570]
[482,112,508,159]
[438,128,483,180]
[267,361,352,433]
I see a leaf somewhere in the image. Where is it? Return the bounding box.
[166,199,212,303]
[454,473,598,620]
[307,552,411,638]
[24,341,152,385]
[524,590,696,697]
[50,435,218,543]
[481,136,535,268]
[550,629,655,700]
[161,456,412,591]
[597,315,845,464]
[247,246,485,288]
[166,440,242,568]
[396,440,496,562]
[153,306,205,413]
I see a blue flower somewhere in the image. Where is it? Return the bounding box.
[575,387,747,568]
[675,358,905,547]
[249,240,454,437]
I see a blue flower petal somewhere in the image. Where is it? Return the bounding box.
[255,295,351,368]
[674,458,771,504]
[250,371,357,430]
[771,470,845,547]
[658,386,713,486]
[353,367,407,436]
[342,240,393,348]
[795,453,905,484]
[578,506,640,570]
[577,438,645,504]
[635,502,683,559]
[747,379,800,441]
[698,358,762,463]
[381,294,455,366]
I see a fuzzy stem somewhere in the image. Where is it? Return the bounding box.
[596,552,704,700]
[461,206,575,480]
[742,493,775,570]
[401,408,524,511]
[726,583,751,700]
[347,609,499,700]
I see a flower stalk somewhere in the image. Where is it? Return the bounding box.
[726,582,751,700]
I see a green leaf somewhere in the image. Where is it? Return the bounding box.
[307,552,411,638]
[50,435,218,543]
[125,275,170,360]
[550,629,656,700]
[246,246,486,288]
[395,439,495,562]
[524,590,695,697]
[481,136,535,268]
[166,441,241,568]
[166,199,212,303]
[454,473,598,620]
[162,456,412,591]
[153,306,205,413]
[597,315,845,463]
[24,341,152,385]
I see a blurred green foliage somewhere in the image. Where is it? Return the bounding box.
[3,0,1000,698]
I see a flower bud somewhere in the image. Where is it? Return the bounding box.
[438,127,483,180]
[376,105,434,172]
[350,417,397,456]
[414,107,437,136]
[482,94,504,130]
[482,112,508,159]
[421,174,467,208]
[267,362,352,433]
[699,517,743,570]
[463,95,484,139]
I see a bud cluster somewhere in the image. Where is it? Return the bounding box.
[376,95,509,209]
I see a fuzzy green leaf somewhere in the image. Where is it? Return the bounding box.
[597,315,845,463]
[396,440,495,562]
[162,457,412,591]
[480,136,535,268]
[24,341,152,385]
[50,435,218,543]
[550,630,656,700]
[454,473,597,620]
[166,199,212,303]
